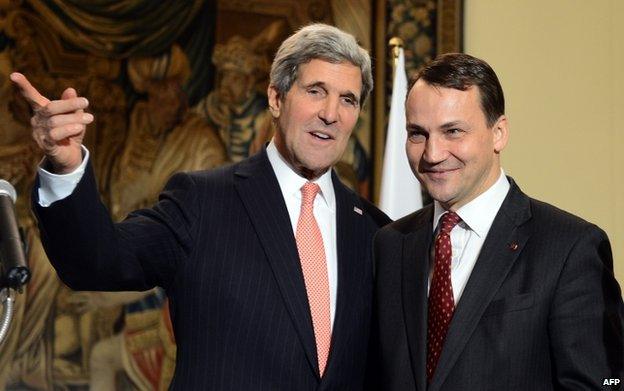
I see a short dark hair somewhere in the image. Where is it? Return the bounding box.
[413,53,504,127]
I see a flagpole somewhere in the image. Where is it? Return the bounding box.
[387,36,403,147]
[389,37,404,75]
[379,39,423,220]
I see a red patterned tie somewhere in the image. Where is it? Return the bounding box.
[427,211,461,382]
[296,182,332,377]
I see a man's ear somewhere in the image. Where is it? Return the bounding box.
[267,85,281,118]
[492,115,509,153]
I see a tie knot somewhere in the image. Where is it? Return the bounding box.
[301,182,320,206]
[439,211,461,235]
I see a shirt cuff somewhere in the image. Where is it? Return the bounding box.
[37,146,90,207]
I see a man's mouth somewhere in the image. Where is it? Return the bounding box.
[309,131,333,140]
[421,168,460,178]
[425,168,457,173]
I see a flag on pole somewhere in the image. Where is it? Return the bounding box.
[379,48,423,220]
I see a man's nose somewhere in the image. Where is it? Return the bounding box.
[318,96,339,125]
[421,136,447,164]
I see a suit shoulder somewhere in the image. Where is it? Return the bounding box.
[377,205,432,238]
[158,162,241,206]
[357,196,392,228]
[181,161,236,183]
[330,175,391,228]
[528,197,607,238]
[524,197,613,264]
[166,158,256,194]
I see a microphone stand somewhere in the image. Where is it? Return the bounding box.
[0,252,29,345]
[0,179,30,346]
[0,261,29,345]
[0,287,16,344]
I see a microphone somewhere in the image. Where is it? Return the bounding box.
[0,180,30,290]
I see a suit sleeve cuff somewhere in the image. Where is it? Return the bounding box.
[37,146,90,207]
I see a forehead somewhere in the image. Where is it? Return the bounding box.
[296,59,362,92]
[406,80,484,124]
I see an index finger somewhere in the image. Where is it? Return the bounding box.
[10,72,50,109]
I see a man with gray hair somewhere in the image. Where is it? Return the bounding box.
[12,23,389,390]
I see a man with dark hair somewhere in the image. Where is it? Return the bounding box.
[12,23,390,390]
[370,53,623,390]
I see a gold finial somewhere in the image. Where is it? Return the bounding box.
[388,37,404,60]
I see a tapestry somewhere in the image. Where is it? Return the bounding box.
[0,1,373,389]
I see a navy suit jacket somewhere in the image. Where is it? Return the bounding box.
[34,148,390,390]
[369,178,624,390]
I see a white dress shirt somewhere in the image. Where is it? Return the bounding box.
[37,146,89,207]
[37,142,339,329]
[430,170,510,304]
[266,141,338,329]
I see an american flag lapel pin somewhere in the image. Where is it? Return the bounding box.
[353,206,363,215]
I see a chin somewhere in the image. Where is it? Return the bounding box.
[308,164,332,176]
[427,188,455,205]
[306,156,336,171]
[294,160,327,178]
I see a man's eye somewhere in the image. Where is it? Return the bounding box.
[407,130,426,143]
[342,97,358,107]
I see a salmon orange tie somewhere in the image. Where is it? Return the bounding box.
[296,182,332,377]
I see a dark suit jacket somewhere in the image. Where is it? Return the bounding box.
[370,178,623,391]
[34,148,390,390]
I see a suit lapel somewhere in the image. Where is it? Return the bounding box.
[323,173,365,378]
[401,206,433,391]
[428,180,533,391]
[234,149,319,376]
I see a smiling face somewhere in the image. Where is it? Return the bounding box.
[405,79,509,210]
[268,59,362,180]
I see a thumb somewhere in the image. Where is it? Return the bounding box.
[61,87,78,100]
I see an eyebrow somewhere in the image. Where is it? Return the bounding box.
[440,121,463,129]
[406,121,467,132]
[406,123,427,132]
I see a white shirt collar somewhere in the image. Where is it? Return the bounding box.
[433,169,510,237]
[266,140,335,211]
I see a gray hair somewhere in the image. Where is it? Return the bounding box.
[269,23,373,107]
